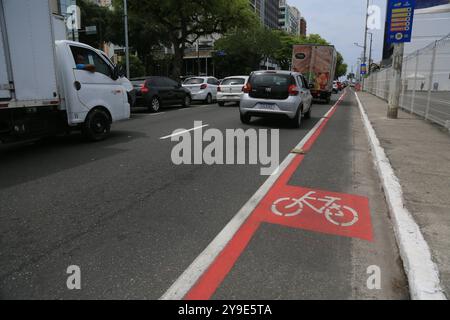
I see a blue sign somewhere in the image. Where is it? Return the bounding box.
[360,64,367,75]
[416,0,449,9]
[386,0,416,43]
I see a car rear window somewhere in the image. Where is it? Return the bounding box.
[221,78,246,86]
[250,74,294,87]
[184,78,204,85]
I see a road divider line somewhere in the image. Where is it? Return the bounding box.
[355,91,446,300]
[160,92,347,300]
[160,124,209,140]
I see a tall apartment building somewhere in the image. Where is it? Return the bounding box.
[279,0,301,35]
[250,0,280,29]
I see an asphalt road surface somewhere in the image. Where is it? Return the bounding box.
[0,89,409,299]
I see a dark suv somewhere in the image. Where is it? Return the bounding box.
[132,76,192,112]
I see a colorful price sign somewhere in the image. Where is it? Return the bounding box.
[386,0,416,43]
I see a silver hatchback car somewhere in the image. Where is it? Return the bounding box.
[239,70,313,128]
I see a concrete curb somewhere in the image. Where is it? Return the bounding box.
[355,92,446,300]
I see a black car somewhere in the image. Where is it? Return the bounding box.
[131,76,191,112]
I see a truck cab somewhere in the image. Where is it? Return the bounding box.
[0,0,130,143]
[56,40,130,127]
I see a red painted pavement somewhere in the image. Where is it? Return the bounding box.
[185,91,373,300]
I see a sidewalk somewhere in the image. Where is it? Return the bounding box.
[357,91,450,298]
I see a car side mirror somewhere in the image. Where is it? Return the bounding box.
[112,66,120,80]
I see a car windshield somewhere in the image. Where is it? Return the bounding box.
[183,78,204,85]
[221,78,246,86]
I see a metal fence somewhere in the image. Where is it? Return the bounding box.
[365,33,450,129]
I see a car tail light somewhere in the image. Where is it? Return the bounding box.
[288,85,299,96]
[200,84,208,90]
[140,82,149,94]
[217,86,221,92]
[243,83,252,93]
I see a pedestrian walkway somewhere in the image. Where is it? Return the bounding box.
[357,91,450,298]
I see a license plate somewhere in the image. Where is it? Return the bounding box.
[257,103,276,110]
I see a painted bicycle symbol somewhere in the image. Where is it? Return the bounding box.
[271,191,359,227]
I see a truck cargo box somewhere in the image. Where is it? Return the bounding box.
[0,0,59,107]
[292,44,337,102]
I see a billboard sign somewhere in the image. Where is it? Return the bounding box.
[386,0,416,43]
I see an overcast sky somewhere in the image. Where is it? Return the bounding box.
[290,0,387,74]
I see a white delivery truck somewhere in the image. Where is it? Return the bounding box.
[291,44,337,104]
[0,0,130,143]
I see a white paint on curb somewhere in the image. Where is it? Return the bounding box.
[160,95,345,300]
[355,91,446,300]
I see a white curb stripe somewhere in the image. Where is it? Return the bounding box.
[160,94,346,300]
[355,91,446,300]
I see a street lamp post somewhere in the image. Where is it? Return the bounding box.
[362,0,369,90]
[368,32,373,76]
[123,0,130,79]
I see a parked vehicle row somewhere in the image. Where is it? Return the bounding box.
[132,77,191,112]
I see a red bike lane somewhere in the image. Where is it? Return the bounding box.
[184,91,374,300]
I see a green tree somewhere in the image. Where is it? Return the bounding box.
[335,52,348,79]
[77,0,113,49]
[213,25,281,77]
[118,55,146,78]
[126,0,257,78]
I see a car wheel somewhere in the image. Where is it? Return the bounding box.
[82,109,111,142]
[205,94,213,105]
[149,96,161,113]
[292,106,302,128]
[218,102,225,107]
[183,95,191,108]
[304,105,312,119]
[240,113,251,124]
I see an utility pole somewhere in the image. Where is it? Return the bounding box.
[387,43,404,119]
[362,0,369,90]
[123,0,130,79]
[368,32,373,76]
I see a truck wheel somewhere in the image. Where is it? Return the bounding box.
[82,109,111,142]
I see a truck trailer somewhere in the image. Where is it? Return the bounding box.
[0,0,130,143]
[291,44,337,104]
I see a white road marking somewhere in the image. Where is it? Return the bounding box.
[159,124,209,140]
[355,91,446,300]
[160,95,345,300]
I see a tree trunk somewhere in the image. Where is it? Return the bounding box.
[172,42,185,80]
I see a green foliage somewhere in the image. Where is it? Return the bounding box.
[124,0,257,78]
[213,25,281,77]
[118,55,146,78]
[77,0,114,49]
[335,52,348,79]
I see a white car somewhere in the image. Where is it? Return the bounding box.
[217,76,249,106]
[182,77,220,104]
